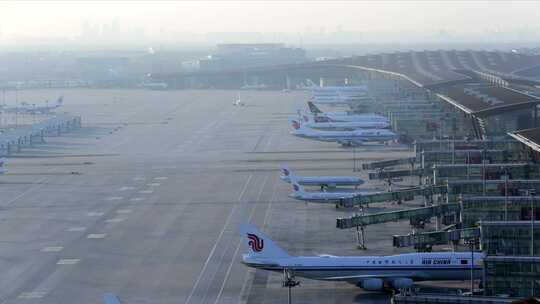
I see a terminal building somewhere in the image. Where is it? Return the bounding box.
[322,50,540,300]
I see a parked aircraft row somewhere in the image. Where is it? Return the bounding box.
[288,100,397,146]
[238,90,481,294]
[241,166,484,292]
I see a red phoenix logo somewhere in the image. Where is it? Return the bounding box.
[292,120,300,130]
[247,233,264,252]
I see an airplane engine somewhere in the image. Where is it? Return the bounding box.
[338,140,352,147]
[359,278,383,291]
[391,278,414,289]
[339,198,354,208]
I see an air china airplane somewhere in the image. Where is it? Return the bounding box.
[290,119,396,146]
[2,96,64,114]
[288,178,371,207]
[307,102,389,123]
[310,94,371,106]
[298,111,390,130]
[241,224,483,291]
[280,165,364,189]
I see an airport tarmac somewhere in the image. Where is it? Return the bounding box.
[0,89,463,304]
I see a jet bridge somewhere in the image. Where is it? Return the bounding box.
[368,168,425,180]
[360,149,516,172]
[447,179,540,200]
[336,203,460,229]
[361,157,416,170]
[433,163,540,184]
[420,149,513,166]
[414,139,520,154]
[349,185,447,206]
[0,115,82,156]
[392,227,480,248]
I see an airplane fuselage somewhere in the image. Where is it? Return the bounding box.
[291,128,396,144]
[303,121,390,130]
[289,191,357,202]
[281,176,364,187]
[323,114,389,123]
[243,252,483,285]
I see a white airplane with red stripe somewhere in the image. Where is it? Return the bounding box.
[290,119,396,146]
[280,165,364,189]
[298,110,390,130]
[241,224,483,291]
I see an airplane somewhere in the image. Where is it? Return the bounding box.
[301,79,368,93]
[240,224,484,292]
[307,80,369,105]
[308,101,351,115]
[298,110,390,130]
[288,178,372,207]
[0,157,5,174]
[280,165,364,190]
[307,102,389,123]
[290,119,396,146]
[311,90,370,106]
[2,96,64,114]
[240,84,267,90]
[233,94,245,106]
[139,81,168,90]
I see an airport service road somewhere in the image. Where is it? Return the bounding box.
[0,89,438,304]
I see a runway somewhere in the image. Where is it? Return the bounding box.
[0,89,436,304]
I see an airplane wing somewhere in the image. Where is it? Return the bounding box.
[103,293,121,304]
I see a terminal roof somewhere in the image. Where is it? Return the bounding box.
[509,127,540,153]
[435,85,540,116]
[335,50,540,88]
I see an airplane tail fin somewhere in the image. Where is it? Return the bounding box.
[240,224,290,258]
[305,79,317,88]
[290,177,306,194]
[280,165,293,177]
[308,101,323,114]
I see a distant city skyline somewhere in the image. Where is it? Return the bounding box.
[1,1,540,46]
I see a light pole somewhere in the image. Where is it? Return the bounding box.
[528,189,536,297]
[283,268,299,304]
[468,238,478,295]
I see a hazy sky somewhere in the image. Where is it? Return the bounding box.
[1,1,540,40]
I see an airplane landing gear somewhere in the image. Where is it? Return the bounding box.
[283,268,300,304]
